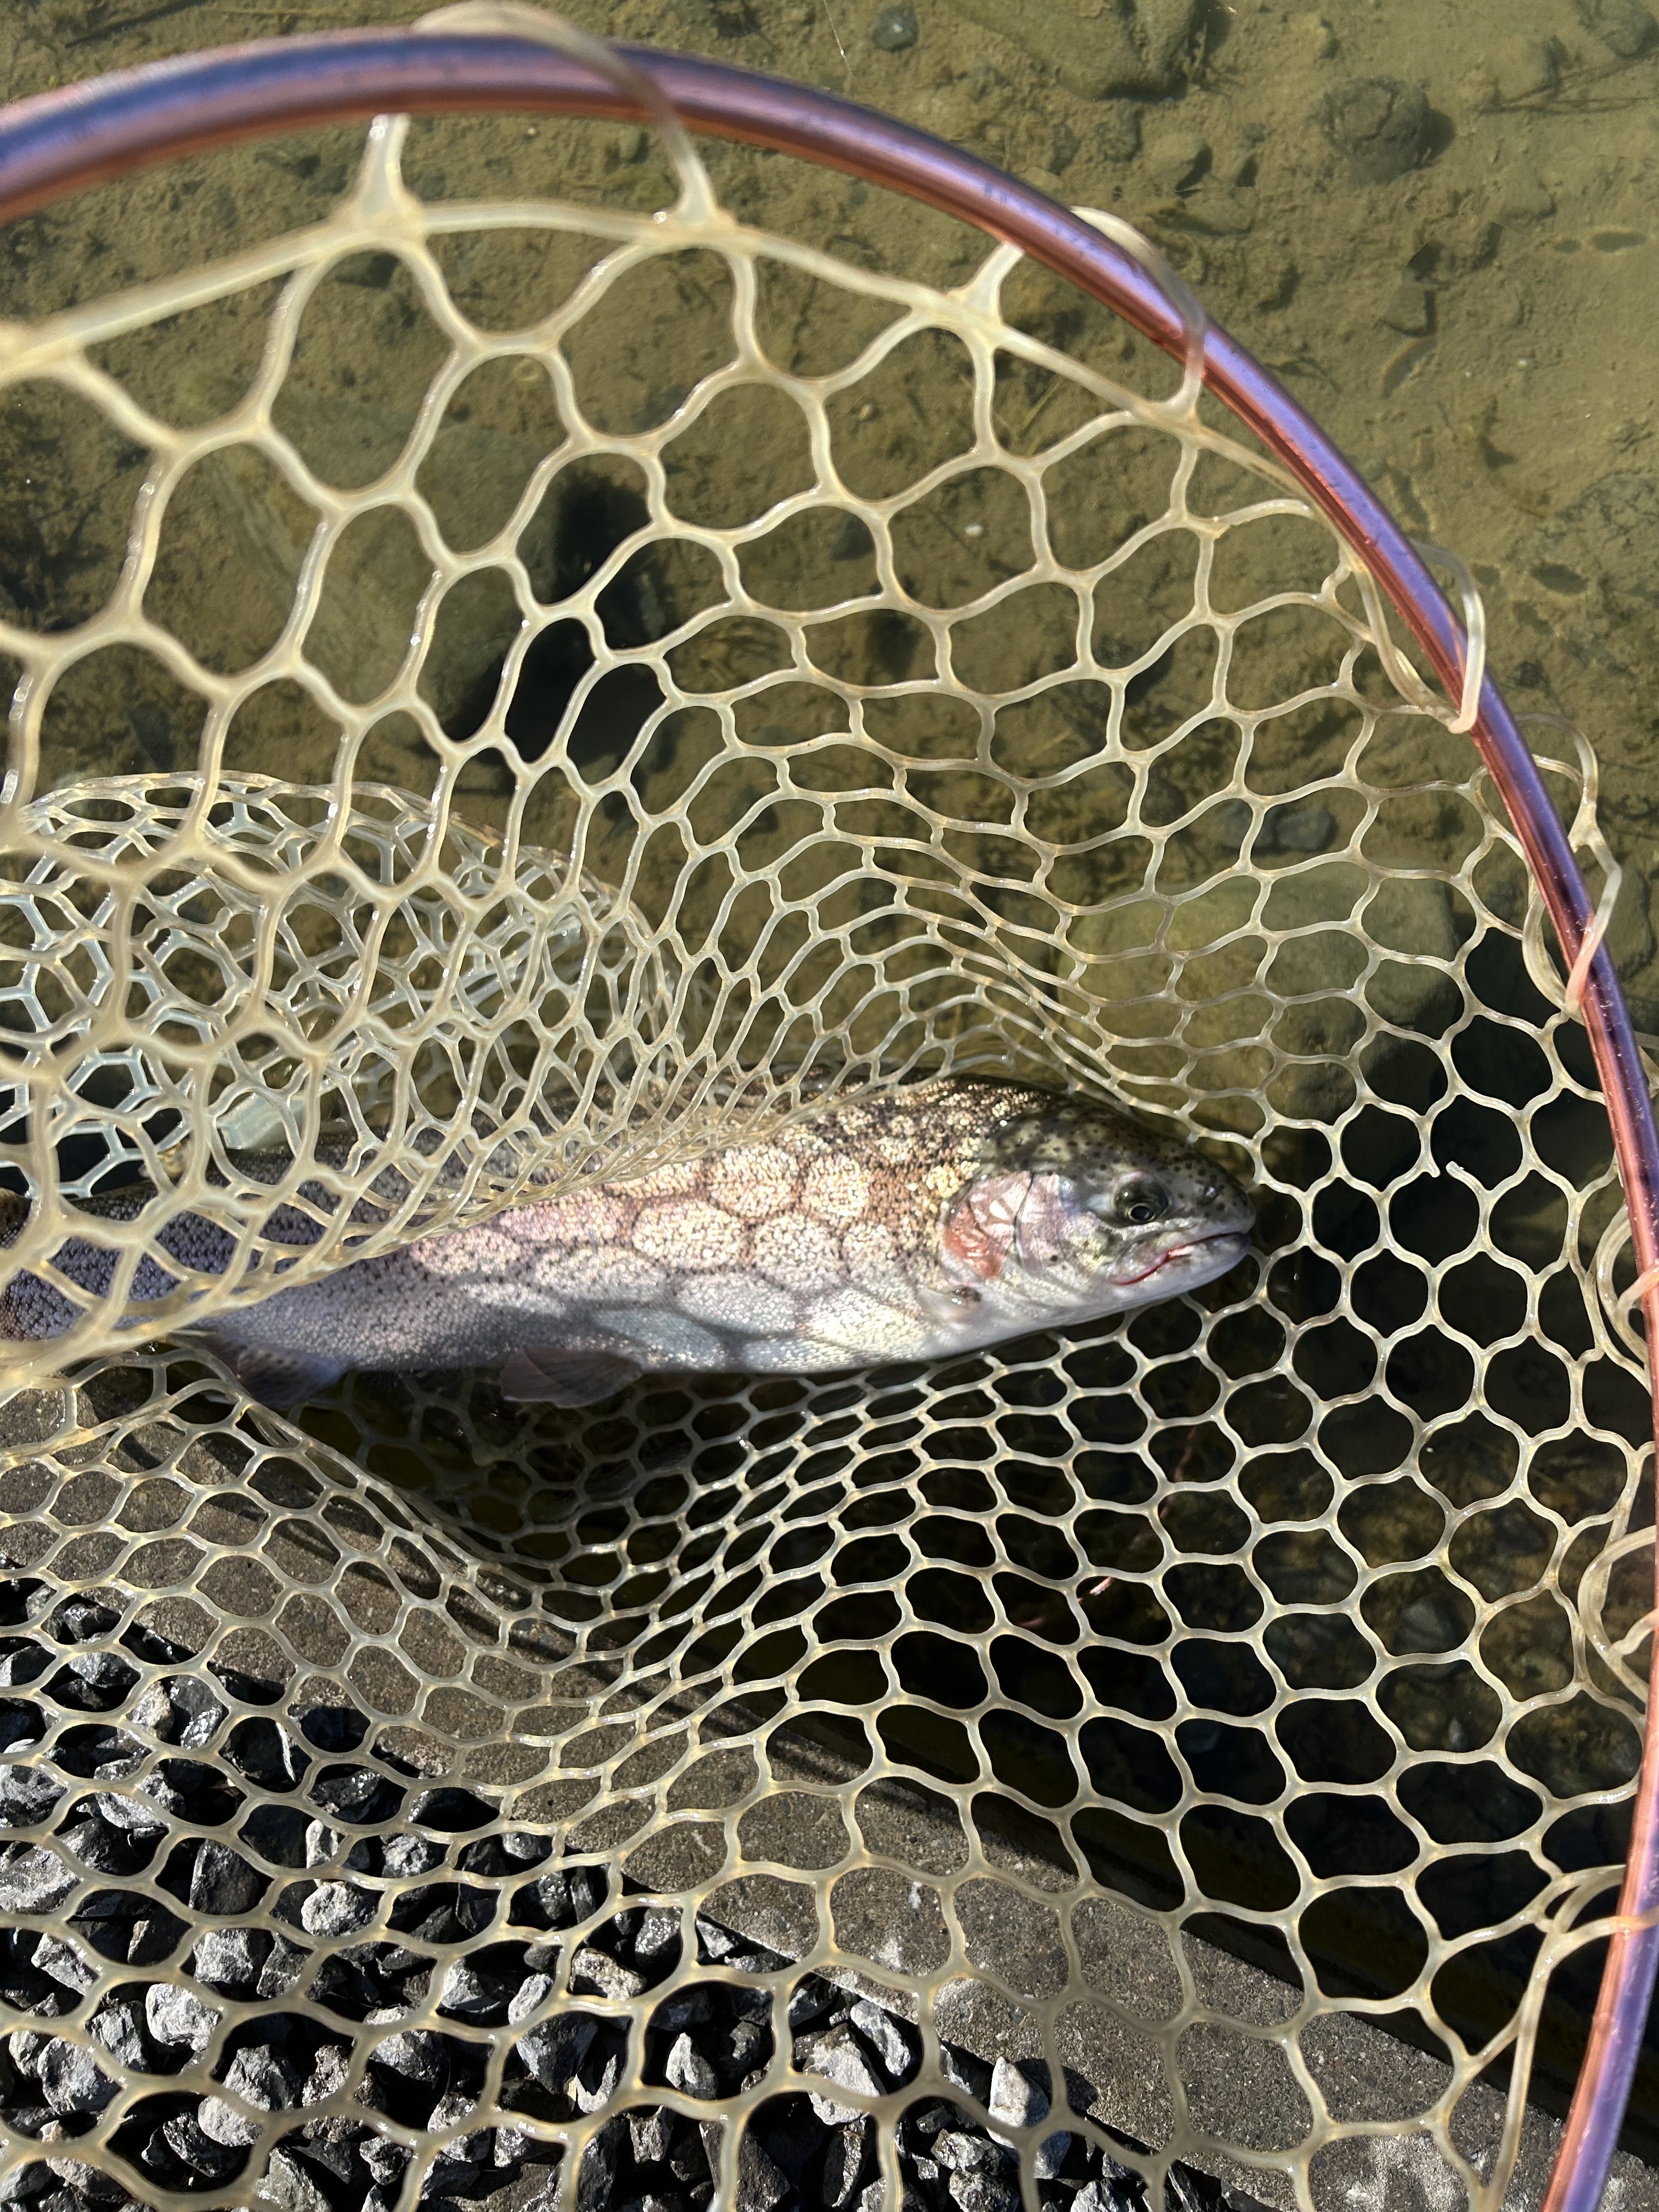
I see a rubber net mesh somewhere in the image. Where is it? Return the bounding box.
[0,73,1652,2212]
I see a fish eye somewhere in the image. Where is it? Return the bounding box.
[1114,1175,1169,1227]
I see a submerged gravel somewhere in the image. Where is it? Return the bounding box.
[0,1588,1259,2212]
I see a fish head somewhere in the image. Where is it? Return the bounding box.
[940,1092,1254,1325]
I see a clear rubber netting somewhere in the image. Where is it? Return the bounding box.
[0,68,1652,2212]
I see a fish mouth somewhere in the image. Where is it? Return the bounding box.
[1122,1228,1251,1287]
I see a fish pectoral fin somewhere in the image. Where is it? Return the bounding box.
[499,1346,644,1407]
[196,1337,348,1410]
[916,1283,981,1324]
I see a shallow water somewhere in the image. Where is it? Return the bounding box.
[4,0,1657,1011]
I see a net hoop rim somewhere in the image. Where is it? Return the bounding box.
[0,30,1654,2208]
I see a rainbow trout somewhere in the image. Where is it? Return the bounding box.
[0,1080,1252,1409]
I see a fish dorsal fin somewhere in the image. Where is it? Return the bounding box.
[499,1347,643,1407]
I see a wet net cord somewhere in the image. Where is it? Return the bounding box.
[0,27,1657,2212]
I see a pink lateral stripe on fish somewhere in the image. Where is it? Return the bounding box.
[0,1079,1254,1410]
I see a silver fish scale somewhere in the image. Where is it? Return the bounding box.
[1,1082,1252,1409]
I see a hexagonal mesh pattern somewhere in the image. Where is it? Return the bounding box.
[0,81,1651,2212]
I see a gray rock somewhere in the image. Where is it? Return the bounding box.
[1318,77,1437,184]
[799,2024,882,2124]
[88,1739,143,1784]
[0,2159,51,2203]
[36,2039,117,2115]
[145,1980,221,2052]
[308,1765,382,1818]
[572,2048,622,2116]
[299,1882,374,1937]
[634,1909,680,1957]
[256,2146,333,2212]
[987,2056,1049,2129]
[1036,2131,1073,2179]
[428,2089,483,2143]
[304,1822,342,1868]
[629,2106,673,2163]
[197,2096,259,2148]
[736,2129,789,2211]
[0,1769,63,1826]
[509,1970,555,2023]
[728,1945,789,1977]
[695,1916,740,1960]
[199,2043,301,2144]
[302,2042,349,2105]
[57,1811,132,1876]
[848,1998,911,2082]
[188,1926,264,1994]
[516,2010,597,2094]
[432,2134,492,2185]
[1380,282,1432,337]
[577,2116,623,2211]
[949,2176,1018,2212]
[88,2000,146,2072]
[533,1865,606,1925]
[787,1979,839,2032]
[49,1598,113,1643]
[132,1673,226,1748]
[648,1985,713,2032]
[379,1832,445,1877]
[728,2017,770,2077]
[1261,803,1335,854]
[371,2029,448,2083]
[6,2028,46,2076]
[871,2,918,48]
[0,1846,75,1912]
[572,1945,646,2000]
[32,1937,95,1995]
[1576,0,1659,56]
[64,2158,117,2211]
[362,2135,405,2182]
[62,1651,131,1696]
[823,2118,868,2208]
[188,1840,266,1914]
[438,1959,507,2019]
[934,2132,1003,2174]
[665,2032,719,2100]
[0,1643,46,1688]
[257,1936,307,1997]
[43,2154,116,2197]
[93,1788,168,1836]
[940,2045,991,2102]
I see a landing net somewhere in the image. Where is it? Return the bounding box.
[0,27,1652,2212]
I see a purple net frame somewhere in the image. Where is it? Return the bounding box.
[0,30,1654,2209]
